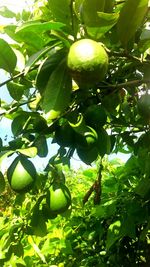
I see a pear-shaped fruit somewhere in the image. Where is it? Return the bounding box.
[47,183,71,214]
[7,155,36,192]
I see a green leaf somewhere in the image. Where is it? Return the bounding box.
[36,48,66,94]
[24,46,53,75]
[96,12,119,34]
[106,220,121,250]
[0,6,16,18]
[16,21,65,34]
[135,176,150,197]
[104,0,115,13]
[42,59,72,121]
[0,38,17,74]
[48,0,71,25]
[86,12,119,39]
[117,0,149,48]
[33,135,48,158]
[0,151,14,172]
[120,215,136,239]
[4,25,45,51]
[11,112,29,136]
[17,147,38,158]
[0,171,5,194]
[97,128,111,157]
[7,82,26,101]
[82,0,106,24]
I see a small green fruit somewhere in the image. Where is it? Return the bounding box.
[7,155,36,192]
[47,183,71,214]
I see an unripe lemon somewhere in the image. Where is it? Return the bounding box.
[67,39,108,88]
[7,155,36,192]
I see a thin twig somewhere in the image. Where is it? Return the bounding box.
[100,79,150,90]
[0,65,39,88]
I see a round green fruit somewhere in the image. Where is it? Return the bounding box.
[84,104,107,128]
[54,122,75,147]
[67,39,108,88]
[7,155,36,192]
[47,183,71,214]
[77,146,98,165]
[75,126,98,149]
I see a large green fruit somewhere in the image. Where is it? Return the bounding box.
[84,104,107,128]
[54,122,75,147]
[7,155,36,192]
[67,39,108,88]
[47,183,71,214]
[77,146,98,165]
[76,126,98,149]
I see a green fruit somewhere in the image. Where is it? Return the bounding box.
[67,39,108,88]
[138,94,150,120]
[7,155,36,192]
[75,126,98,149]
[77,146,98,165]
[54,122,75,147]
[84,104,107,128]
[47,183,71,214]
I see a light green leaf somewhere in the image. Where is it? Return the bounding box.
[106,220,122,250]
[0,6,16,18]
[16,21,65,34]
[0,38,17,74]
[17,147,38,158]
[0,151,14,171]
[42,59,72,121]
[117,0,149,48]
[28,236,46,263]
[82,0,105,24]
[87,12,119,38]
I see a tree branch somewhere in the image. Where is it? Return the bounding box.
[100,79,150,90]
[0,65,38,88]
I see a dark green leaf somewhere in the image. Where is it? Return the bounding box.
[7,82,26,101]
[135,176,150,197]
[0,171,5,194]
[42,59,72,121]
[48,0,71,25]
[117,0,149,48]
[106,220,121,250]
[35,48,66,94]
[34,135,48,158]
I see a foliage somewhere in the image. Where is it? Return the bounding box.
[0,0,150,266]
